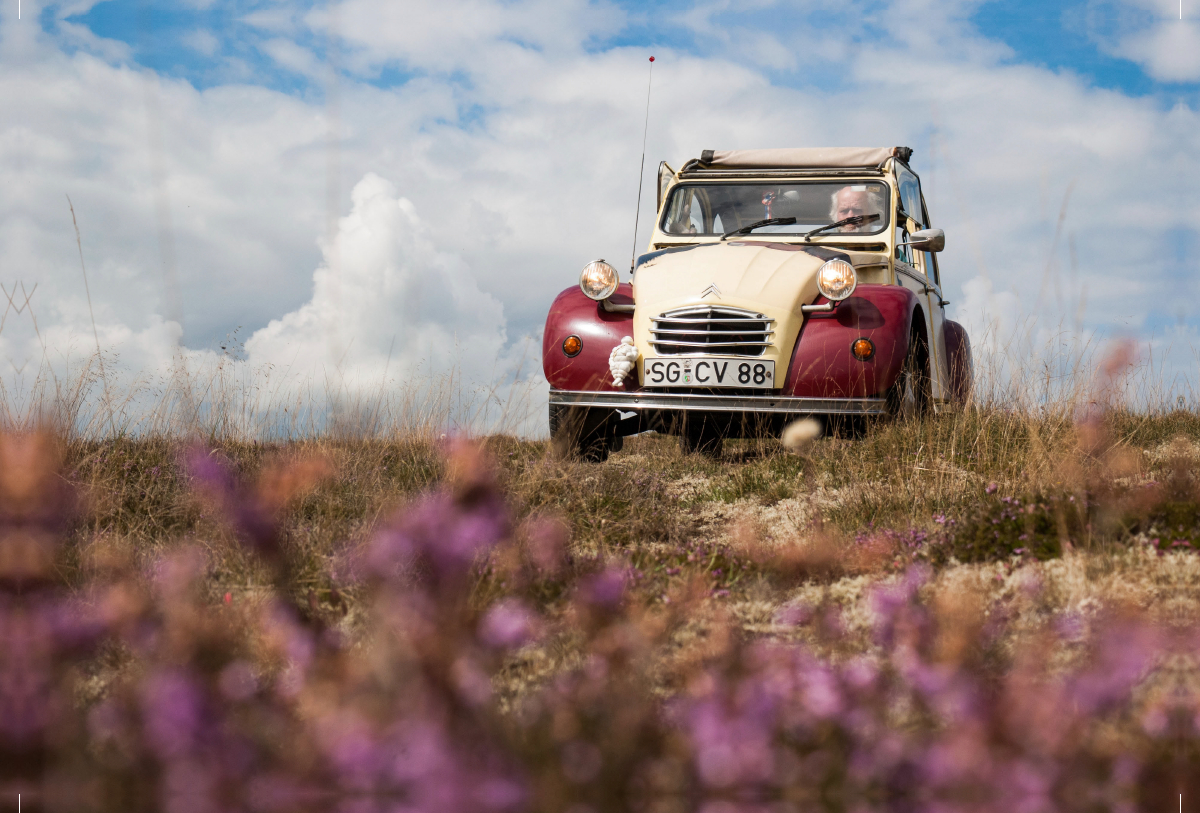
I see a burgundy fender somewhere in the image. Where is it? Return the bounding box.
[782,284,920,398]
[542,283,637,392]
[943,319,973,404]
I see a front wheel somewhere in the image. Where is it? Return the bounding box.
[679,415,724,458]
[886,325,931,420]
[550,404,622,462]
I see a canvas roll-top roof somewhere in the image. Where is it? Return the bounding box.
[698,147,910,169]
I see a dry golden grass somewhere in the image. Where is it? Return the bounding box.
[46,391,1200,701]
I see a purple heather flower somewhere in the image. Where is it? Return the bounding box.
[525,517,568,574]
[578,567,627,610]
[1054,613,1086,642]
[473,778,527,811]
[140,669,205,758]
[773,603,813,627]
[183,447,278,557]
[218,661,258,702]
[367,491,507,588]
[1067,619,1161,714]
[801,667,843,719]
[478,599,538,649]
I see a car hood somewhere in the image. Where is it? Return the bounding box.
[630,241,844,386]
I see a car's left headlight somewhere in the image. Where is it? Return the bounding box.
[816,259,857,301]
[580,260,619,301]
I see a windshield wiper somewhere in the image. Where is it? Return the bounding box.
[803,213,880,242]
[720,216,797,241]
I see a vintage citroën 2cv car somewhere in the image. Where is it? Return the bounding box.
[542,147,972,460]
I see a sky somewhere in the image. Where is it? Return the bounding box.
[2,0,1199,432]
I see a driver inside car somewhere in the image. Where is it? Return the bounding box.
[829,186,885,233]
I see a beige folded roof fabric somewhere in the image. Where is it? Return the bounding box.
[703,147,900,168]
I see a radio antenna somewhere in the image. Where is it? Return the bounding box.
[629,56,655,274]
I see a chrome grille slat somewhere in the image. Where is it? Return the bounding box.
[648,317,775,325]
[650,329,776,336]
[649,341,772,348]
[649,305,773,357]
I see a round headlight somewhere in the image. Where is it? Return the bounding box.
[580,259,619,301]
[816,259,857,301]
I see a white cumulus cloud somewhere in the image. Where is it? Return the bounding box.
[245,172,510,389]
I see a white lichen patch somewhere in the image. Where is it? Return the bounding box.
[735,549,1200,663]
[1146,436,1200,464]
[693,486,846,547]
[664,473,714,502]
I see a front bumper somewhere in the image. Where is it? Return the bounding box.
[550,389,887,417]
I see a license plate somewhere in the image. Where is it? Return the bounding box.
[643,357,775,388]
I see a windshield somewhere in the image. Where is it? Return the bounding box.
[660,181,891,238]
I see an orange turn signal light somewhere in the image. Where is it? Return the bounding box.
[562,335,583,357]
[852,337,875,361]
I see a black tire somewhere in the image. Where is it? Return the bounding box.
[679,415,724,458]
[550,404,620,462]
[886,323,932,420]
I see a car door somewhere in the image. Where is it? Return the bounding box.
[916,192,950,400]
[895,167,947,400]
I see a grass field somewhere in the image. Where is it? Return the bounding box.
[12,378,1200,811]
[62,401,1200,612]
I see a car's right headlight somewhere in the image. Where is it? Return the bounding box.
[816,259,857,301]
[580,260,619,301]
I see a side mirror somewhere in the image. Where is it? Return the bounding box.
[902,228,945,253]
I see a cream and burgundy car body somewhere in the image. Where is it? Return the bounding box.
[542,147,973,460]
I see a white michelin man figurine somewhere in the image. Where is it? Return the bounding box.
[608,336,639,386]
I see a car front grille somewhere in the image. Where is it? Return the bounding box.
[649,306,774,357]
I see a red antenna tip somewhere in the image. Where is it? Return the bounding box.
[649,56,655,62]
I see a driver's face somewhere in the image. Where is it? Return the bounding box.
[835,189,871,232]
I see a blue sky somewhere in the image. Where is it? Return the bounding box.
[59,0,1194,98]
[977,1,1157,94]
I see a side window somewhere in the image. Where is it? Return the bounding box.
[664,189,706,235]
[657,161,674,212]
[896,168,924,228]
[920,250,941,288]
[895,224,913,264]
[919,192,941,288]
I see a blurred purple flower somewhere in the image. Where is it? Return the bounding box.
[772,602,813,627]
[479,599,538,650]
[218,661,258,702]
[367,491,507,588]
[141,669,205,758]
[1054,612,1086,642]
[183,447,278,557]
[578,567,627,610]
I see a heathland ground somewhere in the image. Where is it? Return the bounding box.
[15,361,1200,811]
